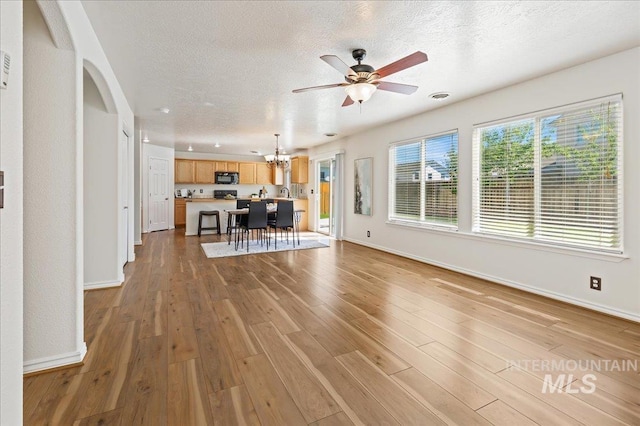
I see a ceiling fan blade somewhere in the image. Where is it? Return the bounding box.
[375,51,428,79]
[321,55,358,79]
[292,83,347,93]
[342,96,354,107]
[376,81,419,95]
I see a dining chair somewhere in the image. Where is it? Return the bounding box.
[227,199,251,245]
[268,200,295,249]
[237,201,269,252]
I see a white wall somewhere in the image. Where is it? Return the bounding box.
[134,119,142,244]
[142,144,175,232]
[23,0,84,370]
[60,1,136,270]
[311,48,640,321]
[0,0,23,422]
[83,69,119,289]
[22,0,135,373]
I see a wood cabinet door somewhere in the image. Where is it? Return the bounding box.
[226,162,239,172]
[255,163,273,184]
[195,161,215,183]
[175,199,186,226]
[297,156,309,183]
[272,166,283,185]
[290,157,299,183]
[291,156,309,183]
[238,163,256,184]
[293,199,308,231]
[214,161,227,172]
[175,160,195,183]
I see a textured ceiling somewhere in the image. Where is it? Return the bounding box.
[81,1,640,156]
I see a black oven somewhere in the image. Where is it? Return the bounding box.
[215,171,239,185]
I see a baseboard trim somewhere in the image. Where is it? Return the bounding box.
[84,279,122,290]
[135,239,142,245]
[23,342,87,375]
[343,237,640,323]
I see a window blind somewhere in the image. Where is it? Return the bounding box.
[389,131,458,228]
[473,95,622,253]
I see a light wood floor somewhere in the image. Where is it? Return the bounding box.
[24,230,640,425]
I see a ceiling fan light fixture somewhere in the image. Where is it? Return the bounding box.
[345,82,376,103]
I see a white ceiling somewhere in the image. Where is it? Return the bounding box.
[81,1,640,156]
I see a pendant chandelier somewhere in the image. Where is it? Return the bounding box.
[264,133,290,168]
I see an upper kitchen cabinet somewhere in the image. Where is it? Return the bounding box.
[239,163,256,184]
[195,161,215,183]
[272,166,283,185]
[291,156,309,183]
[214,161,239,172]
[255,163,273,185]
[226,162,239,172]
[175,159,195,183]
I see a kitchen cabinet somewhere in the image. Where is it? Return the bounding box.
[175,198,186,226]
[214,161,227,172]
[226,162,239,172]
[255,163,273,185]
[239,162,256,184]
[195,161,215,183]
[291,156,309,183]
[272,166,284,185]
[175,159,195,183]
[293,199,308,231]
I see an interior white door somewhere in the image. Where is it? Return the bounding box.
[148,157,169,232]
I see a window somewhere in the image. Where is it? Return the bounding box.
[473,95,622,253]
[389,131,458,228]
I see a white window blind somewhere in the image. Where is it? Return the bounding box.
[473,95,623,253]
[389,131,458,228]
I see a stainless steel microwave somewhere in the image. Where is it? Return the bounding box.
[215,171,239,185]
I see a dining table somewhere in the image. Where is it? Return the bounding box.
[224,206,306,249]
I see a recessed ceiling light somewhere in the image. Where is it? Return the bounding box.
[324,133,337,137]
[159,107,170,114]
[214,143,221,148]
[250,150,261,155]
[187,145,193,152]
[429,92,451,101]
[142,136,150,143]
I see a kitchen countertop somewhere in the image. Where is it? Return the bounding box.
[181,197,305,202]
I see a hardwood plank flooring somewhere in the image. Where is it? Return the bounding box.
[24,230,640,424]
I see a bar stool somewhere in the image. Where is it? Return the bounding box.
[198,210,221,236]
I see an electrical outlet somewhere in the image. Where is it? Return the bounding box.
[590,276,602,291]
[367,230,370,237]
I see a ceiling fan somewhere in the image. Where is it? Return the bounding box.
[293,49,428,107]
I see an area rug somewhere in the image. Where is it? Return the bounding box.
[201,235,330,258]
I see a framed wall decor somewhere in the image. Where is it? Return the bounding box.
[354,157,372,215]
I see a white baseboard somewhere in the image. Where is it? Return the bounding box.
[84,279,122,290]
[24,342,87,374]
[135,239,142,245]
[343,237,640,323]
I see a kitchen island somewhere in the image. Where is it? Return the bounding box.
[184,198,308,236]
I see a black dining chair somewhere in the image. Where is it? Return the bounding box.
[237,201,269,252]
[268,200,295,249]
[227,199,251,245]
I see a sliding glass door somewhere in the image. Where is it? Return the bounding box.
[317,159,334,236]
